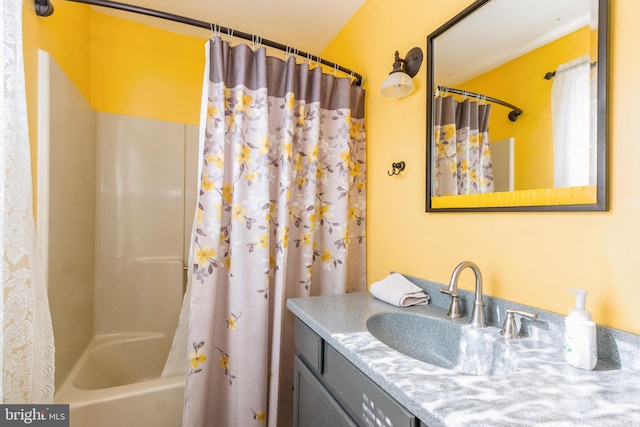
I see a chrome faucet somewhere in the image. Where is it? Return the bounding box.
[440,261,487,328]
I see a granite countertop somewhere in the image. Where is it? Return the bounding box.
[287,287,640,427]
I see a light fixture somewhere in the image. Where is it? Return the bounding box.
[380,47,423,98]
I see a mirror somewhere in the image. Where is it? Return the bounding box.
[426,0,608,212]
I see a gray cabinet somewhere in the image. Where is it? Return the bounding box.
[293,356,357,427]
[293,318,422,427]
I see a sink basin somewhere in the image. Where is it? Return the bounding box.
[366,312,518,376]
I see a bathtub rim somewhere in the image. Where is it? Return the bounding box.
[54,332,185,407]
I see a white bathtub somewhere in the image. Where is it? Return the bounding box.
[54,333,185,427]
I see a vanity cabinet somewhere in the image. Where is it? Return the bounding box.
[293,318,422,427]
[293,356,357,427]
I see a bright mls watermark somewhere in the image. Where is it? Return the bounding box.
[0,405,69,426]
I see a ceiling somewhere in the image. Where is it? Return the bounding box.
[89,0,365,55]
[434,0,595,86]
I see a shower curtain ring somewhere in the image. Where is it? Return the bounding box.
[210,24,220,40]
[251,35,262,51]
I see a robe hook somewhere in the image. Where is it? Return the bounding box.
[387,161,406,176]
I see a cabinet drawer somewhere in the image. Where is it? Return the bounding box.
[323,343,417,427]
[295,318,323,373]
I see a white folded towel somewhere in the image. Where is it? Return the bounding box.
[369,273,430,307]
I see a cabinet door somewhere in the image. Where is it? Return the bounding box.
[293,356,357,427]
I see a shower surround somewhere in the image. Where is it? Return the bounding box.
[38,50,195,426]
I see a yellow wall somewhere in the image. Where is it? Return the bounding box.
[23,0,640,334]
[89,11,204,125]
[323,0,640,334]
[460,27,590,190]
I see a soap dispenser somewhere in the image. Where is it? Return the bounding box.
[563,288,597,370]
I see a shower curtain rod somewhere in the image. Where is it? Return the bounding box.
[436,86,523,122]
[543,61,598,80]
[36,0,364,86]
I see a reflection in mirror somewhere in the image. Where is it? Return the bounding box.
[426,0,608,211]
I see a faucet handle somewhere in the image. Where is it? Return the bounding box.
[439,288,458,297]
[440,288,462,318]
[500,308,538,339]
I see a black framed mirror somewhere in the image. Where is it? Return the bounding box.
[426,0,608,212]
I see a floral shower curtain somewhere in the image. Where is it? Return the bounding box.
[1,0,55,403]
[181,37,366,426]
[551,55,596,188]
[433,95,493,196]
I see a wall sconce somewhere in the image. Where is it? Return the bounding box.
[380,47,423,98]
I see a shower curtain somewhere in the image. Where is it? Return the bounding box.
[1,0,55,403]
[551,55,596,188]
[433,95,493,196]
[179,37,366,426]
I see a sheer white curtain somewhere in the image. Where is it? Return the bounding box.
[551,55,597,187]
[1,0,55,403]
